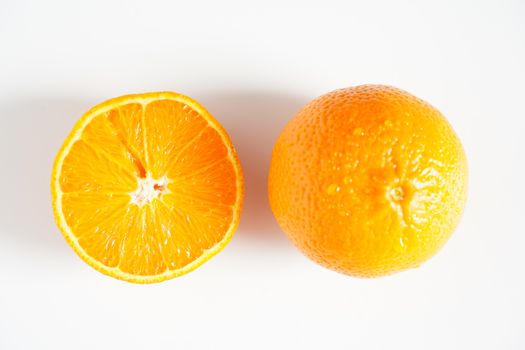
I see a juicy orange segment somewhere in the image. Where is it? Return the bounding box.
[51,92,243,283]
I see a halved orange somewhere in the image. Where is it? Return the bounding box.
[51,92,243,283]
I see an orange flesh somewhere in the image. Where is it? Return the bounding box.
[53,94,242,282]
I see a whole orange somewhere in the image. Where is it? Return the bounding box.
[268,85,468,277]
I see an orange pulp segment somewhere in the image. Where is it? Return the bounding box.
[51,92,243,283]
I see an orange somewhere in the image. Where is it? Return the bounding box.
[268,85,467,277]
[51,92,243,283]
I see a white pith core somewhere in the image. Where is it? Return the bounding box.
[130,175,169,206]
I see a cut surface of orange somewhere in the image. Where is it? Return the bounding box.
[51,92,243,283]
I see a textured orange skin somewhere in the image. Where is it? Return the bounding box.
[269,85,468,277]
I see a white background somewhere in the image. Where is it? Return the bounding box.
[1,0,524,349]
